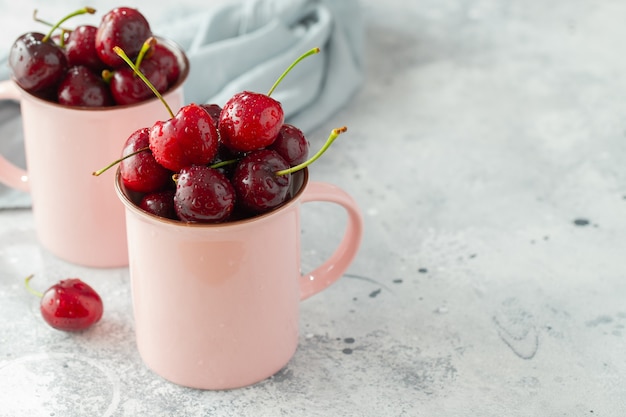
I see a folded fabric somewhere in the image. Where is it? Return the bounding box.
[0,0,365,209]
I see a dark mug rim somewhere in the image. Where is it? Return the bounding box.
[115,167,309,228]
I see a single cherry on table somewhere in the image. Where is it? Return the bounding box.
[25,275,103,332]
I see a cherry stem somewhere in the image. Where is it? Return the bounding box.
[210,159,239,170]
[275,126,347,176]
[134,37,155,69]
[24,274,43,298]
[58,30,68,48]
[33,10,73,34]
[267,47,320,97]
[42,7,96,42]
[101,69,113,84]
[94,150,239,177]
[92,146,150,176]
[113,45,175,118]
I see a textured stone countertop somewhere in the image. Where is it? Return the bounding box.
[1,0,626,416]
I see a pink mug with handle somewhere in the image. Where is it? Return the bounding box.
[115,168,364,390]
[0,38,189,268]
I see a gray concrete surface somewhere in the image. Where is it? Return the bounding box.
[1,0,625,416]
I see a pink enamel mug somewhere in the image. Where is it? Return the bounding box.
[115,168,363,390]
[0,38,188,268]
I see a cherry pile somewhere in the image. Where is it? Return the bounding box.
[96,47,347,223]
[8,6,181,107]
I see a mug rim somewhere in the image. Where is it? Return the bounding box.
[115,167,309,228]
[11,36,190,111]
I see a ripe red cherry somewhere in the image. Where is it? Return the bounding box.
[218,91,284,152]
[65,25,106,72]
[149,103,219,172]
[120,127,172,193]
[269,123,310,166]
[148,42,181,85]
[57,65,114,107]
[199,103,222,126]
[9,32,68,93]
[174,165,236,222]
[217,48,321,152]
[108,59,168,105]
[140,189,177,219]
[26,275,104,332]
[95,7,152,68]
[231,149,291,213]
[232,126,347,214]
[9,7,96,95]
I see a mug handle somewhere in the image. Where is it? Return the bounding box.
[299,181,364,300]
[0,80,29,192]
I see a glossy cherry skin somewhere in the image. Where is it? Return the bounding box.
[65,25,106,72]
[139,189,177,220]
[148,42,180,85]
[269,123,310,166]
[199,103,222,127]
[108,59,168,105]
[9,32,68,93]
[149,103,219,172]
[174,165,236,223]
[232,149,291,213]
[95,7,152,68]
[57,66,114,107]
[120,127,173,193]
[219,91,284,152]
[40,279,103,331]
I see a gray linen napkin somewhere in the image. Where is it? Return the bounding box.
[0,0,364,209]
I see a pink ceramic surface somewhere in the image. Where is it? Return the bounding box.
[0,40,188,268]
[115,169,364,390]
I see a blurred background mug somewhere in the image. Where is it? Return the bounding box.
[0,38,188,268]
[116,168,364,390]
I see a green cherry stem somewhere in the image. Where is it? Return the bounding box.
[275,126,347,176]
[210,158,239,170]
[171,158,240,184]
[267,47,320,97]
[42,7,96,42]
[101,69,113,84]
[32,10,73,35]
[134,37,155,69]
[113,45,175,118]
[58,30,69,48]
[25,274,44,298]
[92,146,150,176]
